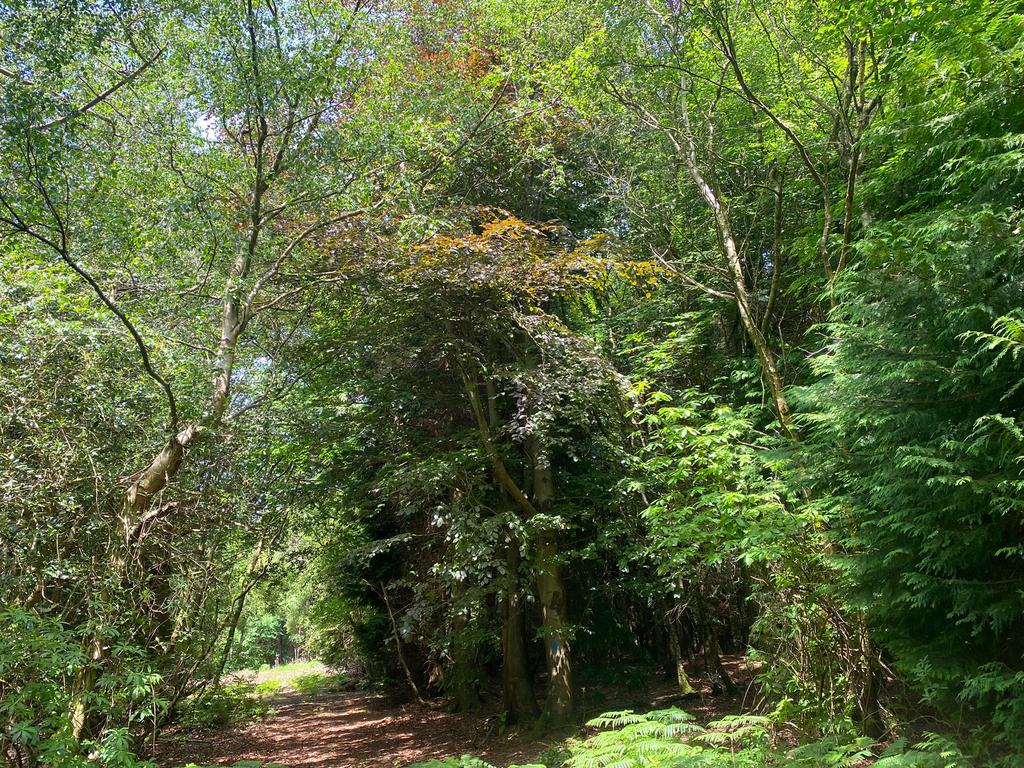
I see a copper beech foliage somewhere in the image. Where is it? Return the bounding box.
[398,212,663,300]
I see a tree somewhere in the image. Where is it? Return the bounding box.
[1,0,397,755]
[800,1,1024,748]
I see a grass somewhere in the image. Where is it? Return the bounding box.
[177,661,343,733]
[231,660,355,696]
[250,660,328,685]
[170,660,356,741]
[254,679,283,697]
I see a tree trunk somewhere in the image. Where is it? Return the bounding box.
[213,548,268,686]
[674,75,797,439]
[667,620,696,696]
[66,237,257,742]
[856,627,885,738]
[122,244,249,534]
[481,377,539,722]
[713,207,794,438]
[713,648,736,695]
[451,602,482,711]
[70,637,104,742]
[529,437,574,725]
[381,581,425,705]
[501,541,539,723]
[535,534,573,724]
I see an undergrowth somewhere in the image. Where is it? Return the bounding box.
[409,709,969,768]
[289,671,355,695]
[176,683,275,730]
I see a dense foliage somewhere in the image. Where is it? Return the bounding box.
[1,1,1022,766]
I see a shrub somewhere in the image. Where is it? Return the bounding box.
[0,607,161,768]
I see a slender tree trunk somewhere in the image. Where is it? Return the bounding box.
[674,82,796,438]
[691,589,735,695]
[214,590,250,686]
[710,638,736,695]
[761,164,786,338]
[500,541,539,722]
[122,240,250,534]
[451,597,482,711]
[535,534,573,724]
[70,637,104,742]
[213,547,269,686]
[667,620,696,696]
[856,628,884,738]
[380,581,425,705]
[529,437,573,725]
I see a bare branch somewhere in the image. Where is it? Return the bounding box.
[650,245,735,301]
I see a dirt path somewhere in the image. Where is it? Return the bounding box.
[157,658,756,768]
[157,691,551,768]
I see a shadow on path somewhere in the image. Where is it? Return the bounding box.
[156,691,542,768]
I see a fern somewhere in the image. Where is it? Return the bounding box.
[785,736,874,767]
[873,734,970,768]
[564,708,973,768]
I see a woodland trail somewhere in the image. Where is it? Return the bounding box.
[155,660,754,768]
[156,690,549,768]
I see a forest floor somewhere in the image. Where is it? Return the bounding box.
[156,657,756,768]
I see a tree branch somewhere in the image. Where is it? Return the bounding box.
[33,47,164,131]
[459,368,539,518]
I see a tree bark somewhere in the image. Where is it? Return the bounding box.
[380,581,425,705]
[674,80,797,439]
[855,627,885,738]
[482,377,539,721]
[667,620,696,696]
[451,597,482,711]
[70,637,104,742]
[122,238,251,533]
[213,547,269,687]
[529,437,574,725]
[500,539,539,723]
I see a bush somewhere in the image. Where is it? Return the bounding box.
[0,607,161,768]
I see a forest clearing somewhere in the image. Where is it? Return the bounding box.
[2,1,1023,767]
